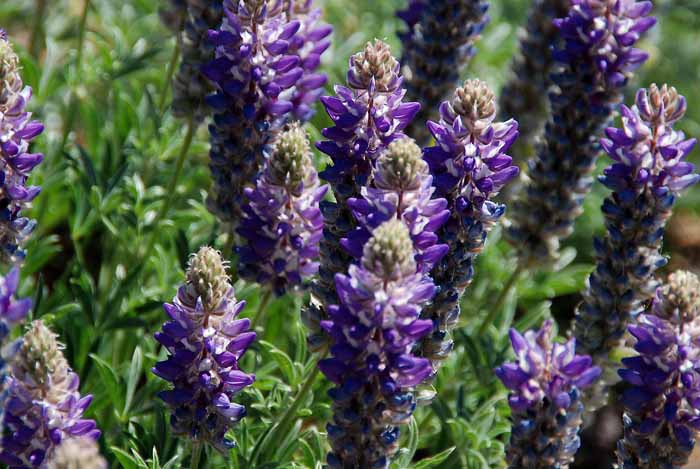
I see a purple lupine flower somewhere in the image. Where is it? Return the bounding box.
[495,320,601,468]
[237,123,328,296]
[203,0,329,229]
[319,218,436,468]
[499,0,569,156]
[397,0,490,145]
[303,40,419,351]
[506,0,655,264]
[48,437,107,469]
[153,246,255,452]
[171,0,223,120]
[285,0,332,121]
[419,79,519,364]
[0,31,45,264]
[572,84,699,410]
[0,267,31,424]
[617,271,700,468]
[0,321,100,468]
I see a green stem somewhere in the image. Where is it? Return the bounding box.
[29,0,48,58]
[252,356,324,464]
[158,41,181,115]
[143,116,195,255]
[190,441,203,469]
[249,288,273,332]
[477,263,524,336]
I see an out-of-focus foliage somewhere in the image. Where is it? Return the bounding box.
[0,0,698,467]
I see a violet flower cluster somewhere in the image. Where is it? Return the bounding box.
[495,320,601,468]
[420,79,519,364]
[506,0,655,264]
[319,219,440,468]
[572,84,699,410]
[617,271,700,468]
[0,321,100,468]
[304,39,419,351]
[0,30,45,265]
[0,267,31,424]
[397,0,489,145]
[237,123,328,296]
[153,246,255,452]
[499,0,569,154]
[171,0,223,120]
[203,0,330,230]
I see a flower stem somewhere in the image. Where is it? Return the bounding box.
[478,263,524,336]
[158,41,181,115]
[251,354,324,464]
[29,0,48,58]
[190,441,203,469]
[143,116,195,255]
[249,288,273,332]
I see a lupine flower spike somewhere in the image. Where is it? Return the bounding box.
[0,30,45,264]
[319,219,437,468]
[495,320,601,468]
[499,0,569,156]
[237,123,328,296]
[48,437,107,469]
[573,84,699,410]
[303,40,419,351]
[420,79,519,365]
[0,267,31,423]
[617,271,700,468]
[153,246,255,452]
[507,0,656,264]
[204,0,330,230]
[171,0,223,119]
[0,321,100,468]
[397,0,490,145]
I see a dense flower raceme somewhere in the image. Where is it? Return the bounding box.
[420,79,519,364]
[303,40,419,351]
[171,0,223,120]
[0,321,100,468]
[153,246,255,452]
[0,30,45,265]
[319,219,438,469]
[341,136,450,273]
[237,123,328,296]
[616,271,700,468]
[397,0,489,145]
[203,0,330,229]
[499,0,569,154]
[495,320,601,469]
[572,84,699,410]
[0,267,31,423]
[48,437,107,469]
[506,0,655,264]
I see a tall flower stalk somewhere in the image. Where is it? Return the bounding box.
[203,0,330,232]
[0,321,99,467]
[495,320,601,468]
[397,0,490,145]
[319,219,438,468]
[506,0,656,265]
[0,30,45,265]
[153,246,256,452]
[572,84,699,410]
[303,39,419,351]
[420,79,519,365]
[617,271,700,468]
[499,0,569,159]
[237,123,328,296]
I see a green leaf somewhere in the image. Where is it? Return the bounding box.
[259,340,297,384]
[412,447,456,469]
[111,446,138,469]
[124,346,143,415]
[89,354,124,413]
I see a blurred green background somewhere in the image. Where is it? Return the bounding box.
[0,0,699,467]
